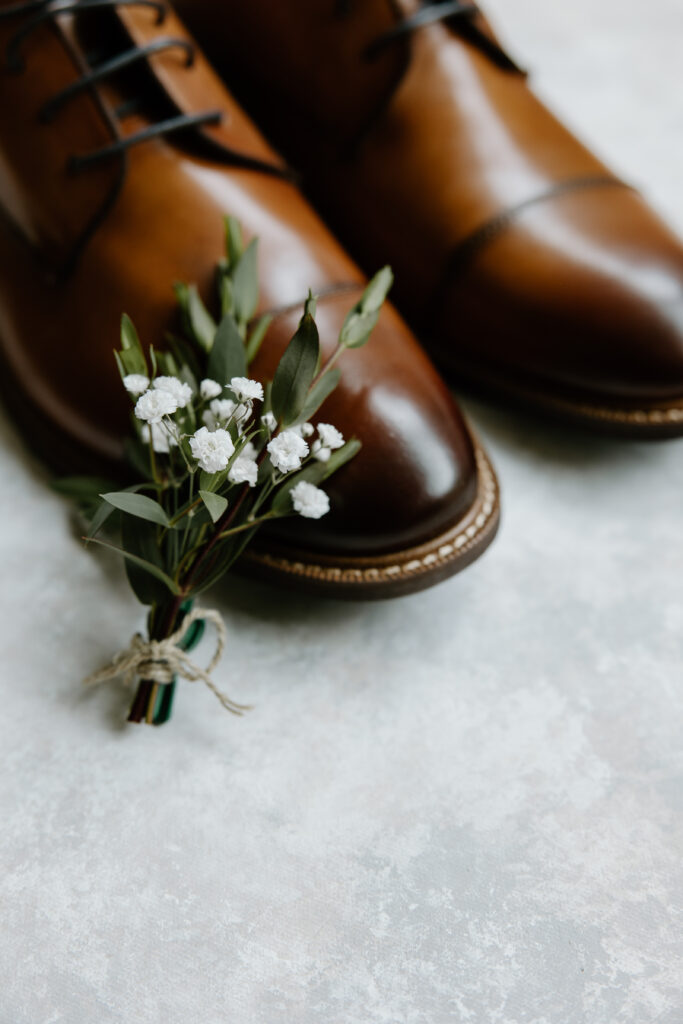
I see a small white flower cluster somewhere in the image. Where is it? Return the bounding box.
[291,481,330,519]
[265,421,346,518]
[189,427,235,474]
[128,368,343,519]
[312,422,344,463]
[133,375,193,426]
[266,422,345,472]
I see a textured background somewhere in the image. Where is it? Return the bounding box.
[1,2,682,1022]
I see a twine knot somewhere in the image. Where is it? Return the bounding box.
[84,608,249,715]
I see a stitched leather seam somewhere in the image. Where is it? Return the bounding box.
[444,175,632,279]
[543,395,683,425]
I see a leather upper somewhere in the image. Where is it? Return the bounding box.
[0,0,480,555]
[175,0,683,409]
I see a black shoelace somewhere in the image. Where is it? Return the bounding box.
[0,0,289,268]
[362,0,521,73]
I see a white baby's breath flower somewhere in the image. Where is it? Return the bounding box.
[189,426,235,473]
[316,423,344,450]
[240,441,258,461]
[290,421,314,438]
[230,377,264,403]
[228,456,258,487]
[260,411,277,432]
[291,481,330,519]
[135,389,179,423]
[123,373,150,396]
[312,441,331,463]
[267,430,309,473]
[141,421,178,454]
[209,397,237,422]
[153,375,193,408]
[200,378,223,400]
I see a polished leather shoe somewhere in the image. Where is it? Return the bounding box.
[174,0,683,437]
[0,0,499,598]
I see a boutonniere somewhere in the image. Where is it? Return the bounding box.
[56,219,392,726]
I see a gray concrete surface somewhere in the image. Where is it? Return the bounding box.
[1,2,681,1021]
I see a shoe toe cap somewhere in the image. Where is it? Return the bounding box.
[253,296,480,556]
[438,185,683,407]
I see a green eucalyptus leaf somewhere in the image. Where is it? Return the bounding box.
[122,516,172,605]
[119,314,147,375]
[225,215,243,269]
[86,497,119,541]
[199,490,228,523]
[339,266,393,349]
[52,476,118,500]
[85,483,146,540]
[175,283,217,352]
[299,368,341,423]
[219,275,234,318]
[232,239,259,325]
[124,437,152,478]
[245,313,272,365]
[101,491,169,527]
[165,332,202,383]
[87,534,180,599]
[207,312,246,384]
[321,438,361,478]
[359,266,394,315]
[271,309,320,426]
[199,468,229,492]
[338,308,380,349]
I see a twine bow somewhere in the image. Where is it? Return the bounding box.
[84,608,249,715]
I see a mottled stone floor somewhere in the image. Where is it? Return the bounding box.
[1,2,681,1021]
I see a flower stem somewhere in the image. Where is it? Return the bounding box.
[127,596,185,724]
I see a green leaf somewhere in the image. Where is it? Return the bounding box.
[207,311,246,384]
[87,535,181,597]
[165,332,202,385]
[86,497,119,541]
[52,475,118,500]
[199,469,225,492]
[124,437,152,478]
[232,239,259,325]
[101,491,169,527]
[85,483,147,541]
[199,490,228,523]
[359,266,394,315]
[117,314,147,376]
[321,438,361,478]
[339,266,393,349]
[219,275,234,318]
[299,368,341,423]
[123,516,172,605]
[338,308,380,349]
[174,283,217,352]
[271,309,320,426]
[245,313,272,365]
[225,215,243,269]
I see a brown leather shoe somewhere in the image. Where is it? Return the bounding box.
[174,0,683,438]
[0,0,499,598]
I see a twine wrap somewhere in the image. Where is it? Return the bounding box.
[84,608,249,715]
